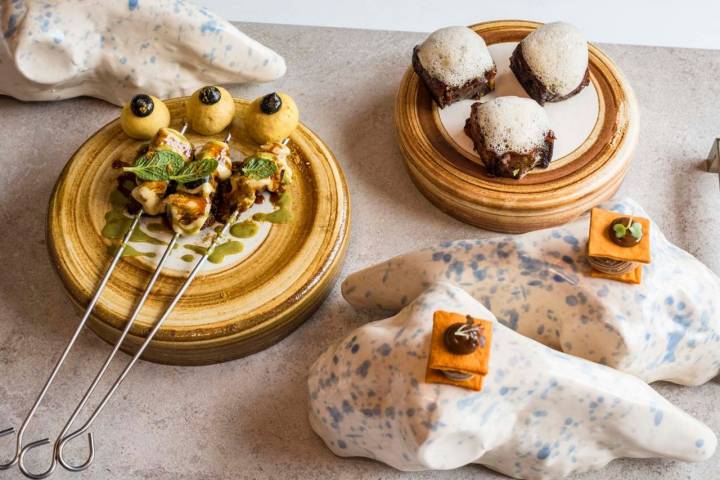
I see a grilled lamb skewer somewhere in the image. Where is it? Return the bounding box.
[165,137,233,235]
[130,127,194,215]
[225,141,292,214]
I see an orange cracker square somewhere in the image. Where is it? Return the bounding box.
[425,311,493,391]
[588,208,651,264]
[590,264,643,285]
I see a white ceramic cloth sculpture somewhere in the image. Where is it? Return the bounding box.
[0,0,286,105]
[309,282,716,478]
[342,198,720,386]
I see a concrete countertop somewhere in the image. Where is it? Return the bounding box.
[1,22,719,480]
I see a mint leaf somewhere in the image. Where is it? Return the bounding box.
[169,158,218,184]
[123,150,184,181]
[613,223,627,238]
[242,155,277,180]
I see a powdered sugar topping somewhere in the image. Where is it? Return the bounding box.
[417,26,495,87]
[521,22,588,96]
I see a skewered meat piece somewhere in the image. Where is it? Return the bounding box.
[164,193,211,236]
[130,181,168,216]
[176,139,232,197]
[199,139,233,181]
[168,138,235,234]
[148,127,194,161]
[130,127,193,215]
[236,142,292,193]
[225,142,292,214]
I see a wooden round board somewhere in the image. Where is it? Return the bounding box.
[395,20,639,233]
[48,98,350,365]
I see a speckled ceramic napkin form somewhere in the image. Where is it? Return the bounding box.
[342,198,720,386]
[0,0,286,105]
[309,282,716,478]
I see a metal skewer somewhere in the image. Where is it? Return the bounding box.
[54,136,285,473]
[15,130,236,478]
[0,211,142,471]
[57,206,240,472]
[16,233,180,479]
[2,123,188,477]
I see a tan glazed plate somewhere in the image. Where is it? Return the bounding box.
[396,20,639,233]
[48,98,350,365]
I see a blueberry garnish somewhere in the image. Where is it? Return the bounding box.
[130,94,154,117]
[199,86,222,105]
[260,92,282,114]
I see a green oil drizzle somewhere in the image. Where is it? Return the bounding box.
[109,189,130,208]
[184,244,208,255]
[103,187,165,246]
[230,220,259,238]
[106,244,156,258]
[102,209,133,239]
[208,241,243,264]
[130,228,166,245]
[253,192,292,224]
[180,254,195,262]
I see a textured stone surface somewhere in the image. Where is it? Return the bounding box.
[0,22,719,480]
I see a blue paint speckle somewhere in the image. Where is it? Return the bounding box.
[563,235,579,245]
[355,360,371,378]
[537,445,551,460]
[327,406,342,424]
[696,439,705,448]
[654,410,663,426]
[447,260,464,279]
[128,0,139,11]
[200,20,222,34]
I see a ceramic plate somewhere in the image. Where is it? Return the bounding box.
[395,20,639,233]
[48,98,350,365]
